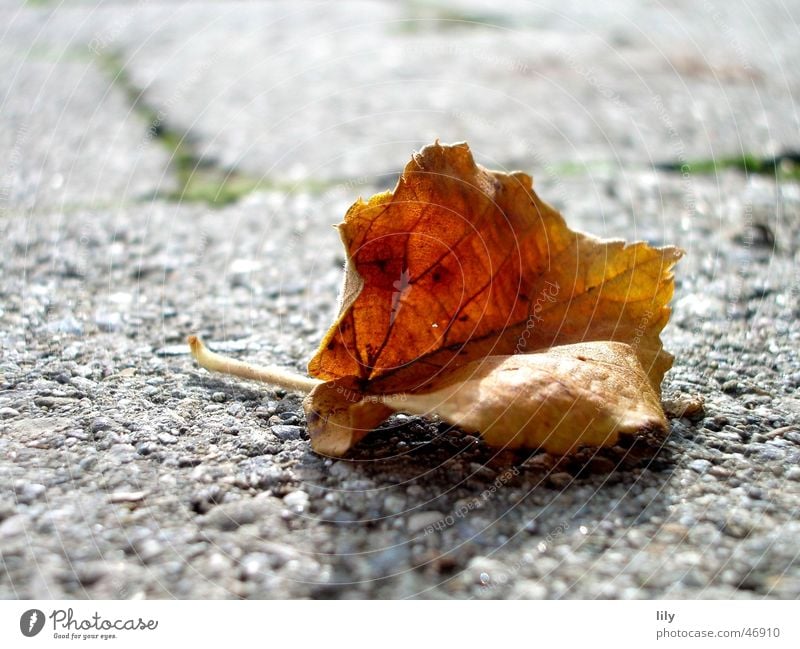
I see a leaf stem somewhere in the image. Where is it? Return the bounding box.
[187,335,322,394]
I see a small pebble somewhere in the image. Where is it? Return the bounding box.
[70,376,96,392]
[91,417,113,433]
[108,491,148,504]
[272,425,303,441]
[0,515,27,539]
[154,345,190,357]
[329,462,354,479]
[688,459,712,474]
[240,553,270,580]
[15,483,46,503]
[95,311,122,332]
[135,538,163,563]
[547,472,573,488]
[79,456,98,471]
[407,511,444,533]
[136,443,155,456]
[283,490,309,514]
[383,495,406,515]
[0,407,20,419]
[46,316,84,336]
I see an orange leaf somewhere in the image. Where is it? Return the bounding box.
[190,141,682,458]
[304,142,681,455]
[309,142,681,395]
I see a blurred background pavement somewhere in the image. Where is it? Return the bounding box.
[1,0,799,599]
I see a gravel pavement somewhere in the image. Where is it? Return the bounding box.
[1,1,799,599]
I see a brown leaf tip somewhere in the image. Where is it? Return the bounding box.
[187,335,201,355]
[411,140,473,173]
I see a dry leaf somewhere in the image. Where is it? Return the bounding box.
[190,141,682,458]
[380,342,666,454]
[303,141,681,455]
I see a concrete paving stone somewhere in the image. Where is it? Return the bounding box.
[1,0,798,601]
[2,1,797,188]
[1,164,798,598]
[0,41,176,210]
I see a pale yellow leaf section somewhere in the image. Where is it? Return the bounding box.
[382,341,666,454]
